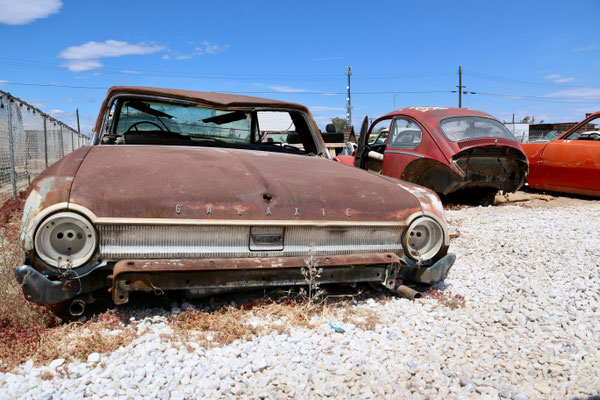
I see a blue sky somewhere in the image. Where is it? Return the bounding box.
[1,0,599,135]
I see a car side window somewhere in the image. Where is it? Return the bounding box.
[388,117,422,148]
[565,116,600,141]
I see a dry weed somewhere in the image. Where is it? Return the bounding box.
[168,293,382,350]
[32,311,136,367]
[170,306,287,347]
[422,288,466,310]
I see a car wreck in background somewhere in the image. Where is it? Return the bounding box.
[522,111,600,197]
[337,107,529,203]
[14,86,455,316]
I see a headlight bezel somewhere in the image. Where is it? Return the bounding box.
[402,215,445,262]
[34,211,98,269]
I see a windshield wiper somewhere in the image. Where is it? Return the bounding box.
[127,101,174,119]
[202,111,247,125]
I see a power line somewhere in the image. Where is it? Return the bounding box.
[0,81,454,94]
[2,80,597,104]
[0,57,451,81]
[1,81,108,89]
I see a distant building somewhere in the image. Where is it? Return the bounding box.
[503,123,529,143]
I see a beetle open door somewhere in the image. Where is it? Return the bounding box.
[354,116,370,168]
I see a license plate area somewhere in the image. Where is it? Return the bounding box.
[249,226,285,251]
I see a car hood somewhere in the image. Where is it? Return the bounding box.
[68,146,422,223]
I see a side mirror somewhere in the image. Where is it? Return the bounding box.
[325,124,337,133]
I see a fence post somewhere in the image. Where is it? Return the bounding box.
[6,97,17,200]
[59,126,64,158]
[43,117,48,168]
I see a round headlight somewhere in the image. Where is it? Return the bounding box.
[403,216,444,261]
[34,212,97,268]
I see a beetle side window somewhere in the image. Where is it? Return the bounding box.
[388,118,422,148]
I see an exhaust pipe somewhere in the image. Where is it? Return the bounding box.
[395,285,422,300]
[69,299,86,316]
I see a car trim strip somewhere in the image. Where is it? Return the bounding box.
[92,217,408,227]
[383,150,423,158]
[67,203,408,227]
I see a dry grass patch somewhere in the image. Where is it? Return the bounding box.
[31,311,136,367]
[0,199,138,372]
[422,288,466,310]
[168,294,382,349]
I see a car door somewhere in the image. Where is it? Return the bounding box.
[541,115,600,194]
[355,116,391,172]
[382,116,426,179]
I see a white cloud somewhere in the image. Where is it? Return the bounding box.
[554,77,575,83]
[49,109,75,118]
[29,99,46,109]
[59,40,164,60]
[58,40,165,72]
[545,87,600,100]
[545,73,575,84]
[62,59,103,72]
[0,0,62,25]
[268,85,308,93]
[163,41,229,60]
[196,41,228,55]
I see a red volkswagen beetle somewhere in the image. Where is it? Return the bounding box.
[338,107,529,202]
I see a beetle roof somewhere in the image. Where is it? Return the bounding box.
[381,106,496,122]
[94,86,310,134]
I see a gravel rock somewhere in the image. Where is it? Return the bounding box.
[1,201,599,399]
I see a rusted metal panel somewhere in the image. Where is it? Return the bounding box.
[111,253,399,304]
[20,146,93,252]
[68,145,422,222]
[94,86,313,134]
[114,253,399,273]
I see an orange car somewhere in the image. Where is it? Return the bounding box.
[522,111,600,197]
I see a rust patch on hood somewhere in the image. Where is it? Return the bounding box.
[69,146,422,223]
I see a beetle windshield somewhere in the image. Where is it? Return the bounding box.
[439,116,515,142]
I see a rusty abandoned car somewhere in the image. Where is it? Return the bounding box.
[14,86,455,315]
[522,111,600,197]
[337,107,529,203]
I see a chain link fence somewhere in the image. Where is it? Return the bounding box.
[0,90,89,202]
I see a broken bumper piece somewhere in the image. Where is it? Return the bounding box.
[13,252,456,306]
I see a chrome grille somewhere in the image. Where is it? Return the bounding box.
[98,225,403,259]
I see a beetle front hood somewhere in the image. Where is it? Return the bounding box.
[68,146,422,223]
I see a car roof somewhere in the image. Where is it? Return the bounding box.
[94,86,310,134]
[381,106,496,123]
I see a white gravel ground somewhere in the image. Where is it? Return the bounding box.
[1,199,600,399]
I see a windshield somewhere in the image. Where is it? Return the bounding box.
[115,100,252,143]
[101,98,319,155]
[439,116,515,142]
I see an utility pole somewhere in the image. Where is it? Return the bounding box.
[346,66,352,127]
[393,93,398,111]
[76,108,81,133]
[457,66,465,108]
